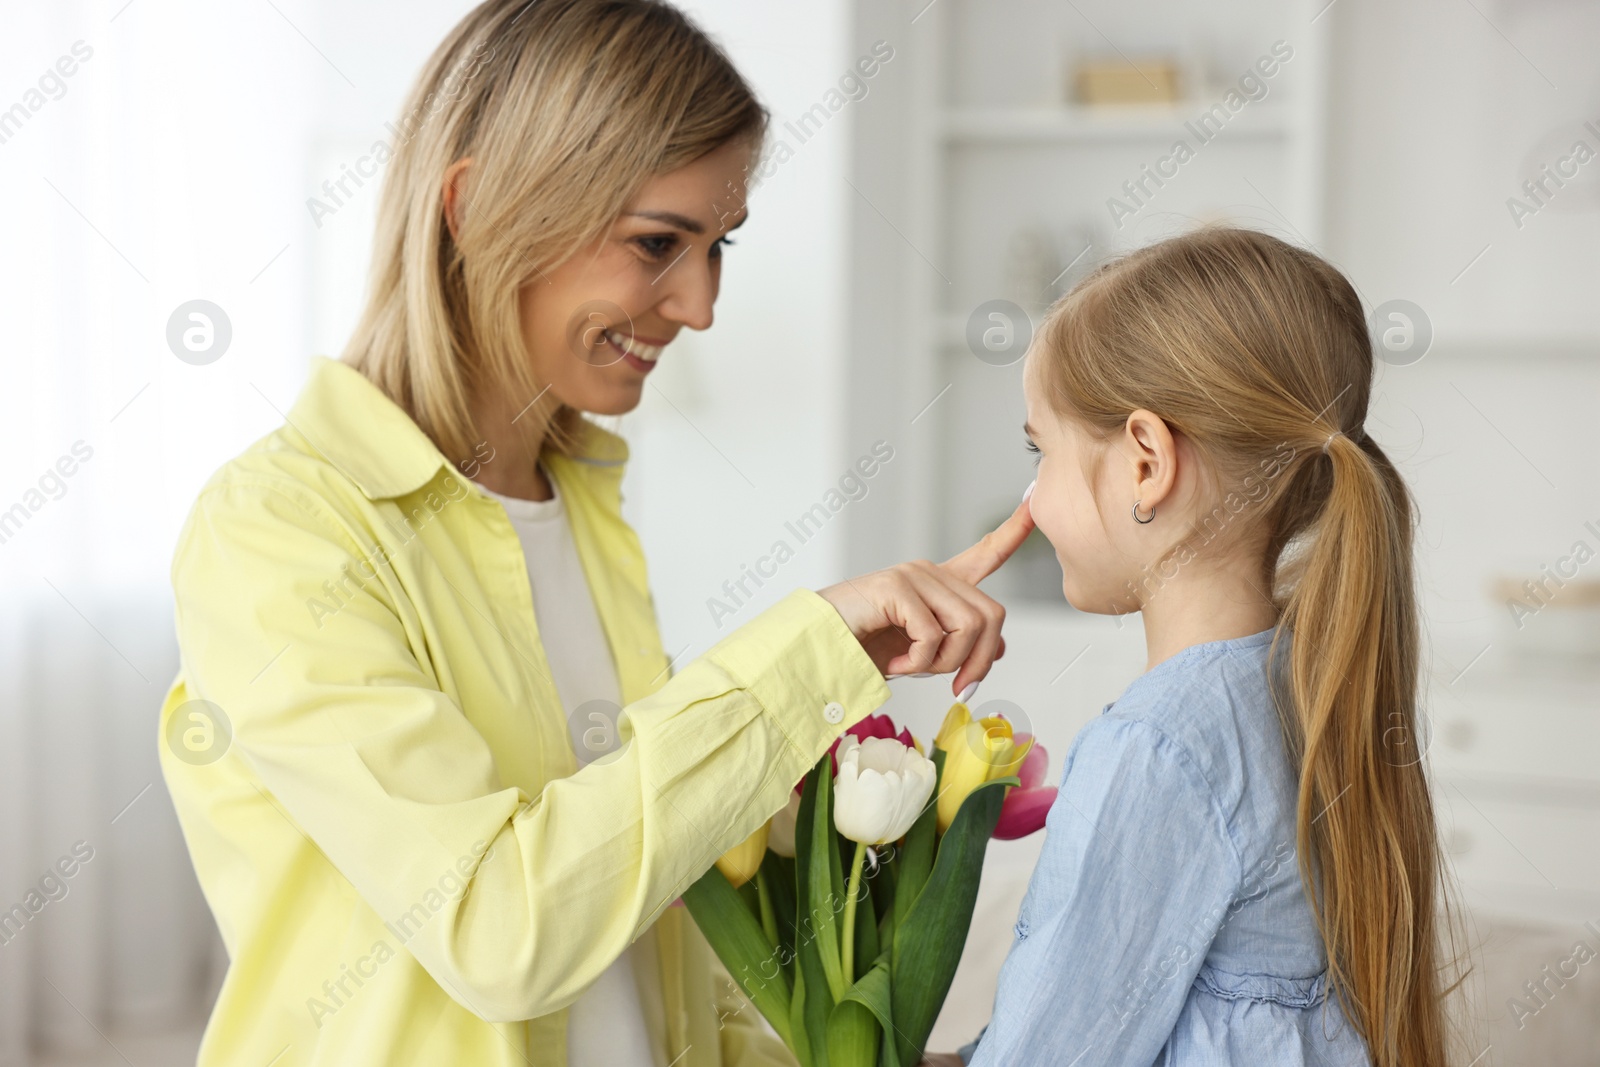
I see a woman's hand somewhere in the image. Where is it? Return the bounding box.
[818,493,1035,698]
[919,1054,966,1067]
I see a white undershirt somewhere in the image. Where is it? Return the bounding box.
[473,465,660,1067]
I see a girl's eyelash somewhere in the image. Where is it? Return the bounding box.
[1024,437,1042,465]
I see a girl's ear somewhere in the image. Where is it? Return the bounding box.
[1123,408,1179,512]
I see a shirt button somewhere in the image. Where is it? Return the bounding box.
[823,701,845,724]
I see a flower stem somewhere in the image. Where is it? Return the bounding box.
[840,839,867,986]
[755,866,778,950]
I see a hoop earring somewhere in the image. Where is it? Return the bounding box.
[1132,499,1155,524]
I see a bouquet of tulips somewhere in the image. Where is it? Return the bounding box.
[682,702,1058,1067]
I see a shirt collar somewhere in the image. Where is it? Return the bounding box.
[285,355,630,501]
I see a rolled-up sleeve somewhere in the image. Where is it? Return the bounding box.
[170,477,890,1022]
[967,716,1242,1067]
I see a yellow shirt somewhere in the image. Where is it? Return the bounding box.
[158,355,891,1066]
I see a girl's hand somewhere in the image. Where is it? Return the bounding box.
[818,494,1035,697]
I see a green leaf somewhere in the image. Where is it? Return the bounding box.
[826,958,893,1067]
[887,775,1014,1067]
[891,749,942,954]
[831,829,848,907]
[803,756,845,1001]
[788,961,814,1067]
[873,860,898,951]
[846,956,894,1032]
[825,1000,877,1067]
[681,865,794,1049]
[793,757,839,1062]
[794,928,834,1066]
[869,846,897,931]
[736,874,760,914]
[763,850,798,976]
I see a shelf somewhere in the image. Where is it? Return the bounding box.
[1438,771,1600,810]
[939,101,1294,144]
[1408,337,1600,361]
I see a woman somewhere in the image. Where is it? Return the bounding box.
[157,2,1029,1065]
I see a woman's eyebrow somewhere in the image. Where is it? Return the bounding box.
[627,210,702,233]
[625,209,749,234]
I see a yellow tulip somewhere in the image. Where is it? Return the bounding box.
[714,820,770,888]
[935,704,1033,834]
[934,701,972,753]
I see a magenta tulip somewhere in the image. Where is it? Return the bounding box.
[992,732,1056,840]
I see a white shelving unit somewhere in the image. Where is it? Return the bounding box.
[858,0,1331,607]
[846,7,1600,1055]
[938,100,1296,143]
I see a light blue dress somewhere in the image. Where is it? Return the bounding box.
[962,625,1372,1066]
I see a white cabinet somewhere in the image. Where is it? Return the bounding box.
[1427,661,1600,922]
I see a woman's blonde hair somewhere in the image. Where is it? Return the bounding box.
[342,0,766,467]
[1034,226,1460,1066]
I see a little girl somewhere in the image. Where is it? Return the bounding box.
[956,227,1453,1066]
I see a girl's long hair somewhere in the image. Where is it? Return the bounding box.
[341,0,765,467]
[1033,225,1460,1066]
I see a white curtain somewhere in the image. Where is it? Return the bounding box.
[0,0,331,1060]
[0,594,224,1064]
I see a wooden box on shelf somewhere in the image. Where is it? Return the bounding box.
[1072,58,1182,106]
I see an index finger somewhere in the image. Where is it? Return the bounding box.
[941,490,1036,587]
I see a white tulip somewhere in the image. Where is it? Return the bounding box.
[768,790,802,858]
[832,735,937,846]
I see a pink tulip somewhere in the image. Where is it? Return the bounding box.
[992,733,1056,841]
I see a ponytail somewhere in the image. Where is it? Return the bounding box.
[1269,426,1449,1066]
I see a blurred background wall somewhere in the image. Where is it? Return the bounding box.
[0,0,1596,1064]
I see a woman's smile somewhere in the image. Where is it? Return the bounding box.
[604,327,665,373]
